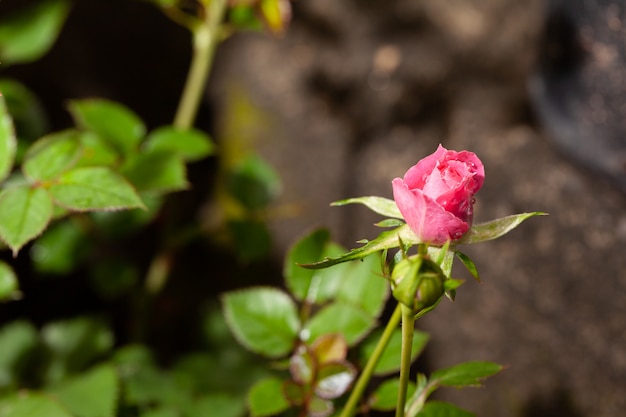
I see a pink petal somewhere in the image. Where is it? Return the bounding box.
[392,178,469,245]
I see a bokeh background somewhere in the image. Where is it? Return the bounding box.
[1,0,625,416]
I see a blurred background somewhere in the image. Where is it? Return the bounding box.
[1,0,625,416]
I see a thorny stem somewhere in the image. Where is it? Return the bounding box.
[339,303,402,417]
[396,304,416,417]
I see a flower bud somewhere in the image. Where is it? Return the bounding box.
[391,256,445,314]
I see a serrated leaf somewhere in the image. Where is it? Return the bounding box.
[48,364,119,417]
[0,186,53,255]
[331,196,403,219]
[222,288,300,358]
[69,100,145,154]
[248,377,290,417]
[369,379,416,411]
[49,167,144,211]
[360,328,429,376]
[431,361,503,388]
[459,212,547,244]
[0,392,73,417]
[122,150,188,194]
[0,261,19,301]
[416,401,475,417]
[284,229,331,301]
[304,302,374,346]
[454,251,480,282]
[301,224,419,269]
[0,95,17,182]
[22,130,82,181]
[144,126,215,162]
[75,131,119,167]
[0,0,70,65]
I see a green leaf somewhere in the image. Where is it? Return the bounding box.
[331,196,403,219]
[248,377,290,417]
[31,220,90,274]
[431,361,503,388]
[369,379,416,411]
[122,150,188,194]
[41,317,114,383]
[0,261,19,302]
[69,100,146,154]
[48,364,119,417]
[75,131,119,168]
[308,396,333,417]
[144,126,215,162]
[0,392,73,417]
[454,252,480,282]
[360,328,429,376]
[284,229,331,301]
[0,186,53,255]
[0,95,17,182]
[185,394,245,417]
[335,252,388,318]
[227,154,281,210]
[228,219,272,262]
[0,0,70,65]
[300,224,419,269]
[222,288,300,358]
[304,302,374,346]
[22,131,82,181]
[0,321,39,388]
[416,401,475,417]
[0,79,48,146]
[459,212,547,244]
[49,167,144,211]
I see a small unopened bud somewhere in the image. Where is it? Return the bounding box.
[391,256,445,314]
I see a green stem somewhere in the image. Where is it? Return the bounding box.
[173,0,227,129]
[396,305,416,417]
[339,303,402,417]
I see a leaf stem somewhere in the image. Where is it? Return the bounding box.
[339,303,402,417]
[396,304,415,417]
[173,0,227,129]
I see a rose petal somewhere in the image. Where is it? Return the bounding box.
[392,178,469,245]
[403,144,447,189]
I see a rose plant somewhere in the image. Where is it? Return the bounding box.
[222,145,545,417]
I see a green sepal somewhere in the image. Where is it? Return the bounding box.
[455,251,480,282]
[331,196,402,219]
[459,212,547,244]
[300,224,418,269]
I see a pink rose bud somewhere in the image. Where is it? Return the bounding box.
[392,145,485,245]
